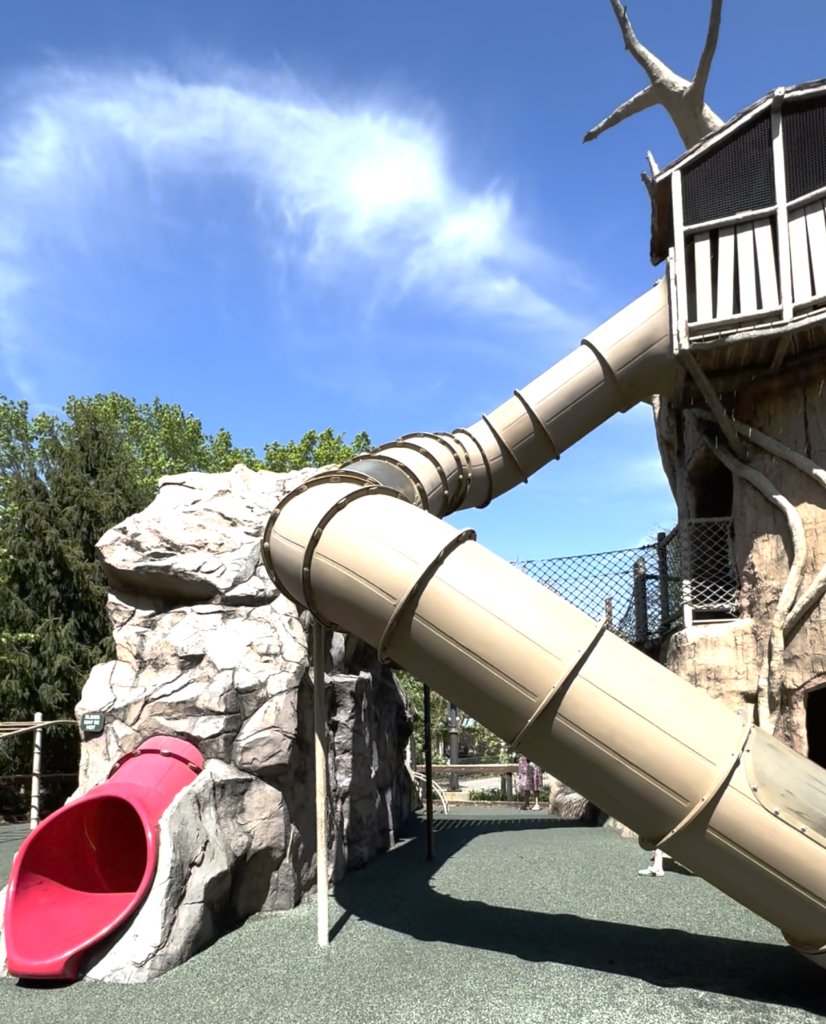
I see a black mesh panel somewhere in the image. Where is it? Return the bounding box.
[682,112,775,225]
[784,96,826,201]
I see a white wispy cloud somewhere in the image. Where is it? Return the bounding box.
[0,60,582,397]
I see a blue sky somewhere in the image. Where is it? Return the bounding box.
[1,0,824,562]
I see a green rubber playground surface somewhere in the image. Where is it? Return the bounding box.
[1,812,824,1024]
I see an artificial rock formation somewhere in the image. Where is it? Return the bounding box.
[0,464,412,982]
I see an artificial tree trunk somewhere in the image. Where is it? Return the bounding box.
[654,360,826,760]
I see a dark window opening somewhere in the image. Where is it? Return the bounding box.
[806,686,826,770]
[784,96,826,202]
[682,111,775,225]
[687,451,734,518]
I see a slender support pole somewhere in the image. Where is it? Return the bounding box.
[657,531,671,633]
[448,704,459,791]
[423,683,434,861]
[505,771,514,802]
[29,712,43,831]
[312,618,329,947]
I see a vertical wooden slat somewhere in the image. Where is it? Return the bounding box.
[754,218,779,308]
[772,102,793,321]
[806,200,826,296]
[667,250,681,356]
[789,206,813,303]
[716,225,736,318]
[671,171,689,349]
[736,222,758,314]
[693,232,713,321]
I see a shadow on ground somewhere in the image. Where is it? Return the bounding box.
[333,814,824,1014]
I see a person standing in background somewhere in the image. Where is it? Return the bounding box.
[517,753,542,810]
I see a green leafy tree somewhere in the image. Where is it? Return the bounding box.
[395,669,506,766]
[263,427,372,473]
[0,392,372,812]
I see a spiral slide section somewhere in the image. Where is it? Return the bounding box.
[262,278,826,970]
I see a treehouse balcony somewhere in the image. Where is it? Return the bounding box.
[650,79,826,387]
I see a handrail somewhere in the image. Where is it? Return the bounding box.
[411,772,449,815]
[415,763,518,776]
[0,720,75,739]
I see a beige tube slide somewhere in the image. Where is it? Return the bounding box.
[262,278,826,970]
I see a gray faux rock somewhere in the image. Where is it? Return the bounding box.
[81,759,291,983]
[548,779,605,824]
[0,464,412,983]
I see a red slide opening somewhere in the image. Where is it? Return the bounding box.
[4,737,202,980]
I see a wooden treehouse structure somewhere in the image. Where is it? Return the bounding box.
[652,79,826,382]
[644,78,826,757]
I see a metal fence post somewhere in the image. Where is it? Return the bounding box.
[448,704,459,791]
[633,556,649,644]
[423,684,434,861]
[657,531,671,633]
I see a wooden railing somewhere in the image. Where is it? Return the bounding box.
[415,763,519,800]
[0,716,77,829]
[685,211,781,328]
[788,195,826,306]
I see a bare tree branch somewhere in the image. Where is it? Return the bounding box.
[586,1,725,151]
[607,0,674,85]
[583,86,658,143]
[692,0,724,97]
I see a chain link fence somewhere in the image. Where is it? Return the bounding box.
[514,519,739,645]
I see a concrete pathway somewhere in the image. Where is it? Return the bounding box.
[1,813,824,1023]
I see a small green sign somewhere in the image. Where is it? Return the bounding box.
[81,713,104,734]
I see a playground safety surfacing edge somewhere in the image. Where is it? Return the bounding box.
[1,811,824,1024]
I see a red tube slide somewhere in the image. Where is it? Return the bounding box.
[3,736,203,981]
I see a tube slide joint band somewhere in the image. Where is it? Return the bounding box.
[639,708,752,852]
[378,529,477,663]
[509,617,608,752]
[260,471,410,628]
[108,746,202,778]
[512,389,561,462]
[452,428,494,508]
[580,339,634,413]
[301,484,410,632]
[481,414,529,486]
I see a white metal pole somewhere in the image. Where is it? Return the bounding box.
[312,618,329,947]
[30,712,43,831]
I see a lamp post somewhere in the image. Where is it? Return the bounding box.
[449,704,460,791]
